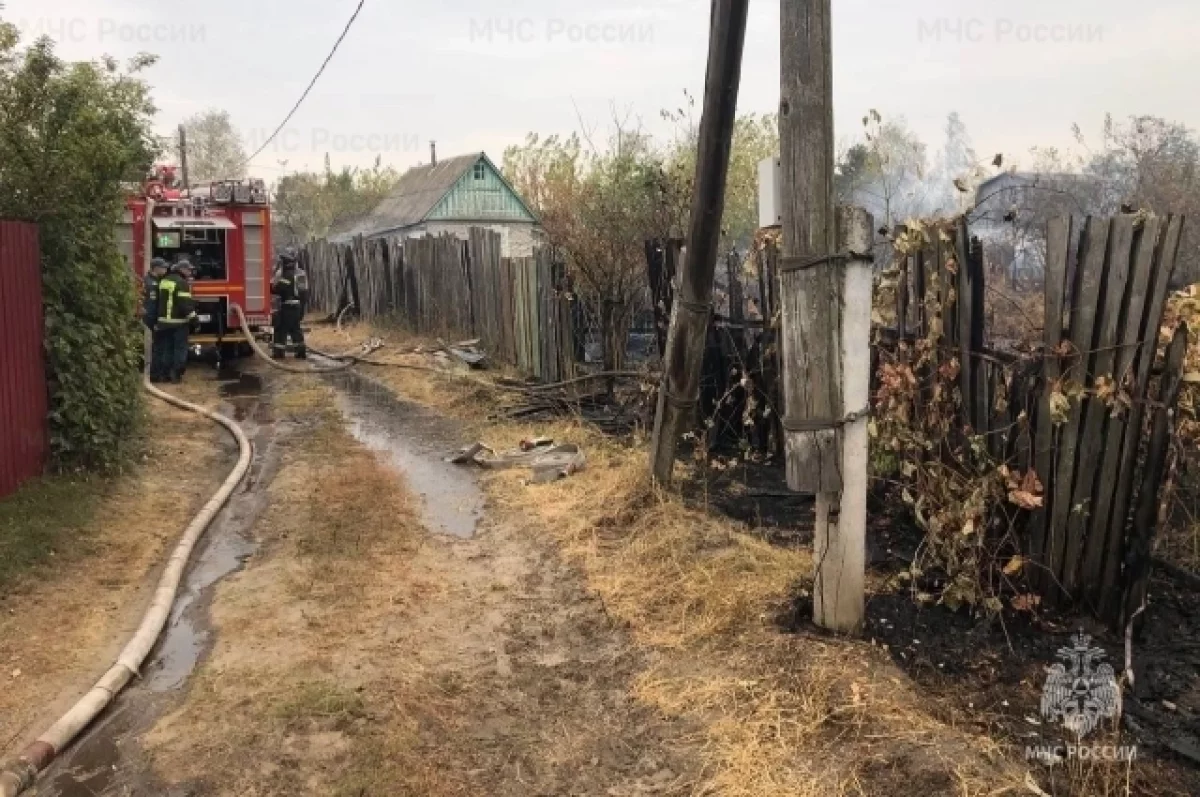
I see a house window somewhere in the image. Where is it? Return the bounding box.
[473,163,485,180]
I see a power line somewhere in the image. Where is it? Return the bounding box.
[243,0,366,165]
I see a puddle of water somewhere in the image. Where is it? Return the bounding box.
[42,379,279,796]
[45,711,124,797]
[144,529,255,692]
[219,372,264,398]
[330,374,484,539]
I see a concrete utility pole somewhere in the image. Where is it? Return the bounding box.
[178,125,190,191]
[649,0,750,484]
[779,0,872,632]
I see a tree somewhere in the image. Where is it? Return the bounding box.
[505,126,663,372]
[834,142,870,204]
[1083,115,1200,285]
[181,109,246,182]
[856,111,930,229]
[0,24,159,468]
[274,155,400,245]
[660,92,780,247]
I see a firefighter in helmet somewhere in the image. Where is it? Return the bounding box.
[154,259,197,383]
[272,248,308,359]
[145,257,171,382]
[143,257,169,331]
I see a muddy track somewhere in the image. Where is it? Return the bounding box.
[31,364,701,796]
[34,368,287,797]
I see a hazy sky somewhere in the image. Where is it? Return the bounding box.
[8,0,1199,181]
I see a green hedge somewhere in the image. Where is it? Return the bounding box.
[0,28,159,470]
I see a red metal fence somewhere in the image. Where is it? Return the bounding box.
[0,221,46,498]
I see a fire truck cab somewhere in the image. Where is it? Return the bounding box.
[118,166,275,358]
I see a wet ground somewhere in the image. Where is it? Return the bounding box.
[37,369,280,796]
[33,361,489,796]
[327,370,484,539]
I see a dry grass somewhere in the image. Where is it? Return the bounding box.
[306,319,1033,796]
[0,396,230,757]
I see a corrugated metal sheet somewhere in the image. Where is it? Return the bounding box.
[0,221,47,498]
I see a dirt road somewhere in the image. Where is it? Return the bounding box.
[20,367,701,796]
[12,335,1172,796]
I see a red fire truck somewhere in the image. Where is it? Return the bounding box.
[118,166,275,359]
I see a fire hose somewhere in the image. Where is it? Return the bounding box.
[0,305,631,793]
[0,306,390,793]
[0,376,253,796]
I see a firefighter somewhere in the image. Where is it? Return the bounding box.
[143,257,169,330]
[272,251,307,359]
[155,260,197,383]
[144,258,170,381]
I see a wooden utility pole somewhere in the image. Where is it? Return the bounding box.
[178,125,190,190]
[779,0,871,632]
[649,0,750,484]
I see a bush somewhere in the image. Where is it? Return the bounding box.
[0,26,159,469]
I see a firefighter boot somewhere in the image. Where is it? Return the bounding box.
[295,346,307,360]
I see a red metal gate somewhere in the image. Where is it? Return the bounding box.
[0,221,47,498]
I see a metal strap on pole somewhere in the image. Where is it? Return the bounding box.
[782,406,871,433]
[778,250,874,273]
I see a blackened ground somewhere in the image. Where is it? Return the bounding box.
[784,563,1199,796]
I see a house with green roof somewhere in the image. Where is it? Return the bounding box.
[332,151,542,257]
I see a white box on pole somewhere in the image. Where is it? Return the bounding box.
[758,156,783,229]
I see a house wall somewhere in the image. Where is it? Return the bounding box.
[427,159,537,223]
[400,221,541,258]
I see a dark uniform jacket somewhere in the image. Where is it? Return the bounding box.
[142,274,160,328]
[156,274,196,326]
[272,270,304,305]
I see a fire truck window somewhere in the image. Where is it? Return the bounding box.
[152,228,229,281]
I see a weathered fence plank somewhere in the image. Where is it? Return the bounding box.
[1099,215,1185,617]
[1062,215,1135,595]
[1045,217,1111,600]
[301,229,574,381]
[1029,216,1073,581]
[1124,322,1189,623]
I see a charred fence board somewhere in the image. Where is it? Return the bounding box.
[1099,215,1185,618]
[1124,323,1189,623]
[875,213,1187,627]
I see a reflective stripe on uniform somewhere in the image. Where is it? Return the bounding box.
[161,280,176,319]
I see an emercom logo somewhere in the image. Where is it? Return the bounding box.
[1040,632,1121,738]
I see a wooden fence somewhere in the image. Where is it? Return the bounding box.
[888,214,1187,627]
[302,229,574,382]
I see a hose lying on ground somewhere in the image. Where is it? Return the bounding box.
[0,379,253,797]
[231,304,364,375]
